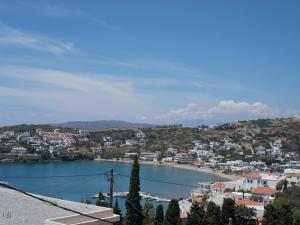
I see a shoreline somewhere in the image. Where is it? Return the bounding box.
[94,158,242,181]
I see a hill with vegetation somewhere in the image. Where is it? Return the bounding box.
[55,120,157,130]
[1,117,299,164]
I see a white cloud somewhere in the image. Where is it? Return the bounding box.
[157,100,277,121]
[0,22,76,55]
[209,100,273,115]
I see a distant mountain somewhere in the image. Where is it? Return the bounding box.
[55,120,157,130]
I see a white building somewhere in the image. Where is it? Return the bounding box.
[49,144,65,153]
[11,147,27,155]
[139,152,160,161]
[3,131,15,137]
[104,141,112,147]
[79,130,89,136]
[251,186,276,205]
[174,153,193,164]
[125,139,134,145]
[162,157,173,162]
[235,199,265,217]
[103,136,113,146]
[243,173,283,190]
[124,152,138,159]
[167,147,178,154]
[255,146,266,156]
[209,141,220,149]
[103,136,112,142]
[17,132,31,141]
[136,130,145,139]
[28,136,43,145]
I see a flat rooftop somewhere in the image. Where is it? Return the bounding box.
[0,187,119,225]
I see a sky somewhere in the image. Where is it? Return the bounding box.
[0,0,299,126]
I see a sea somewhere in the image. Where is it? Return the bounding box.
[0,161,226,213]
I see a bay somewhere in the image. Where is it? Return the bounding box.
[0,161,226,213]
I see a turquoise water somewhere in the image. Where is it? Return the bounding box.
[0,161,225,212]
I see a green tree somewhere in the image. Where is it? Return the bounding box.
[294,211,300,225]
[125,155,144,225]
[155,204,164,225]
[222,198,236,225]
[277,204,293,225]
[143,200,155,225]
[186,203,206,225]
[263,205,278,225]
[164,199,181,225]
[235,205,256,225]
[276,179,288,191]
[113,198,123,225]
[206,201,221,225]
[96,192,107,207]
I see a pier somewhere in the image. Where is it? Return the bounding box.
[91,192,171,203]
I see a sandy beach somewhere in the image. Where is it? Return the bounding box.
[94,158,242,181]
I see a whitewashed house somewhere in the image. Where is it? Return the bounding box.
[11,147,27,155]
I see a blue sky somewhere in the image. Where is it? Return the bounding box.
[0,0,299,126]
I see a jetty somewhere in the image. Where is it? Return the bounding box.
[91,191,170,203]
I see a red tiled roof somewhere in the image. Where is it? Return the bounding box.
[251,187,276,195]
[236,199,262,206]
[292,173,300,177]
[244,173,261,179]
[212,182,225,189]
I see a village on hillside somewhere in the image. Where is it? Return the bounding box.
[1,117,300,222]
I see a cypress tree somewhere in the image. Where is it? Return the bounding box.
[222,198,236,225]
[125,155,143,225]
[186,203,206,225]
[206,201,221,225]
[164,199,181,225]
[163,199,181,225]
[155,204,164,225]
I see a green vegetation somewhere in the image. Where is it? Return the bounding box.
[1,117,300,164]
[154,204,164,225]
[222,198,236,224]
[96,192,107,207]
[125,155,143,225]
[186,203,206,225]
[206,201,221,225]
[163,199,181,225]
[263,186,300,225]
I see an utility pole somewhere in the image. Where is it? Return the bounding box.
[107,168,114,208]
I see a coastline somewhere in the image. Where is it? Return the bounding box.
[94,158,242,181]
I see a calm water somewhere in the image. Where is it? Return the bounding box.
[0,161,225,212]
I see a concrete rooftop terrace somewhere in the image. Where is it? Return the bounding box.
[0,187,119,225]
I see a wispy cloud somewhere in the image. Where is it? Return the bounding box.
[38,3,117,31]
[157,100,281,122]
[0,65,157,123]
[0,22,77,55]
